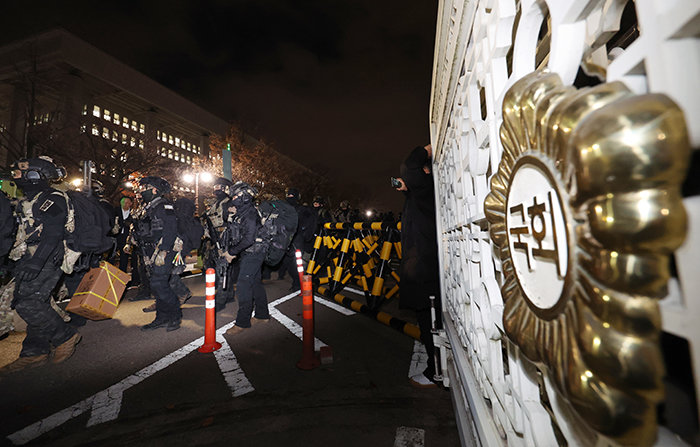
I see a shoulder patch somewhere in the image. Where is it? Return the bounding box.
[164,204,174,210]
[39,199,54,212]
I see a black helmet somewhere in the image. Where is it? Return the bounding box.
[139,176,171,194]
[11,156,66,183]
[213,177,234,196]
[91,179,105,197]
[285,187,300,200]
[230,181,257,204]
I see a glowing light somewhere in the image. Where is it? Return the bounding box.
[71,178,83,187]
[365,210,373,217]
[183,173,195,183]
[124,181,133,189]
[602,294,610,302]
[593,337,601,349]
[200,172,213,183]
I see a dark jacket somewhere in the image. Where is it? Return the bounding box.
[115,205,135,248]
[227,201,261,256]
[134,196,178,255]
[398,146,440,311]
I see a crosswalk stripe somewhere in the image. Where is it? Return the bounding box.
[214,337,255,397]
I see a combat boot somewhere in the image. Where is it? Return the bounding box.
[52,333,82,364]
[141,318,169,331]
[0,354,49,375]
[179,293,192,305]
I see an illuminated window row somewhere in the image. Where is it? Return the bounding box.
[90,105,146,134]
[157,147,192,164]
[33,112,55,125]
[156,130,200,154]
[86,123,144,148]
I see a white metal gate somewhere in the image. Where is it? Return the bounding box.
[429,1,700,445]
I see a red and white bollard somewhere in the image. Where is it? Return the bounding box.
[198,268,222,353]
[297,274,320,370]
[295,249,304,291]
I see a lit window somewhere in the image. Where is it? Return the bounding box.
[80,124,86,133]
[187,142,191,151]
[114,113,120,123]
[161,147,167,157]
[139,123,145,134]
[131,120,137,131]
[82,105,88,116]
[175,137,180,146]
[113,130,119,142]
[186,156,191,164]
[122,117,129,128]
[168,135,174,144]
[122,133,128,144]
[138,139,144,149]
[168,149,173,159]
[92,124,99,135]
[130,136,136,147]
[102,127,110,139]
[93,105,100,117]
[181,140,186,149]
[174,152,179,161]
[104,109,111,122]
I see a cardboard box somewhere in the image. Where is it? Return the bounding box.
[66,261,131,320]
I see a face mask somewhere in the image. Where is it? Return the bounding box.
[214,190,228,200]
[140,189,156,203]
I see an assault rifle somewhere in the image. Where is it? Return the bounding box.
[204,216,229,291]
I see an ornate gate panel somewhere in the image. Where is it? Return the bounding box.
[430,1,700,446]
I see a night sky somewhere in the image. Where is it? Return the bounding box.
[0,1,438,212]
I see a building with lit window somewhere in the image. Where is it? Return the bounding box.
[0,29,228,193]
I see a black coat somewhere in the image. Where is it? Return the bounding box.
[115,205,135,248]
[398,146,440,311]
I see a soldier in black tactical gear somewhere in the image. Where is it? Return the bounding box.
[0,157,82,374]
[133,176,182,332]
[204,177,237,312]
[224,181,270,335]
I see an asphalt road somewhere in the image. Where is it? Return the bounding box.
[0,275,459,446]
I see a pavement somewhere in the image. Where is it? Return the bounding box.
[0,274,460,446]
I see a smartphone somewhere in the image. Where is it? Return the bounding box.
[390,177,401,188]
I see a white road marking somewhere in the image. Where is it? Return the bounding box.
[315,295,355,315]
[394,426,425,447]
[7,289,349,445]
[214,337,254,397]
[408,340,428,378]
[343,286,367,297]
[8,321,237,445]
[269,306,327,351]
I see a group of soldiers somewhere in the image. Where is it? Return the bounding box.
[0,152,351,375]
[0,156,300,375]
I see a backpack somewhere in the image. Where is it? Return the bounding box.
[257,200,298,266]
[174,198,204,253]
[64,190,114,255]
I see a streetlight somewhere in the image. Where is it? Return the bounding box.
[183,171,212,214]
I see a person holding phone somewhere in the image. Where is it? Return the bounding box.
[394,143,441,388]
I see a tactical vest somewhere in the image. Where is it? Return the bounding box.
[9,190,68,260]
[206,198,230,228]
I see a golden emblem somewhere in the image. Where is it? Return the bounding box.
[484,70,690,445]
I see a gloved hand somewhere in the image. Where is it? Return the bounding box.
[222,251,235,264]
[173,238,184,253]
[154,250,168,266]
[17,262,42,282]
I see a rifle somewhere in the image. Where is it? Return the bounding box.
[204,215,229,291]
